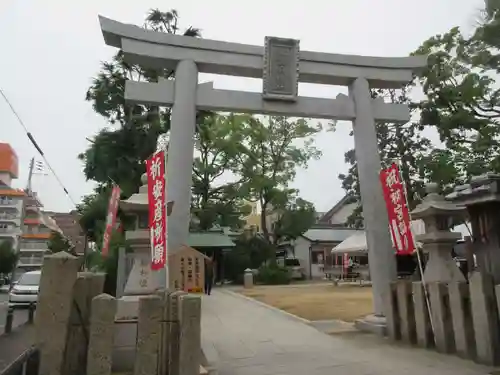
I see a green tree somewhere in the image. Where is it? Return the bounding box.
[0,241,18,275]
[191,113,252,230]
[338,87,431,227]
[47,231,75,254]
[272,197,316,244]
[414,14,500,189]
[79,9,201,240]
[237,116,322,241]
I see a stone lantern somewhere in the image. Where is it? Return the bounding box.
[117,173,173,317]
[447,173,500,283]
[411,183,466,282]
[113,173,173,370]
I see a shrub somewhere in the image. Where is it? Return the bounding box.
[224,235,275,284]
[224,247,251,284]
[256,264,291,285]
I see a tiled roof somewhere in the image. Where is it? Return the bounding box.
[186,232,235,248]
[302,228,358,243]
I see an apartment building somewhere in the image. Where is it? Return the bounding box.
[45,210,86,255]
[17,192,52,276]
[0,143,24,253]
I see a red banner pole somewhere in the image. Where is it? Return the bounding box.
[391,159,435,336]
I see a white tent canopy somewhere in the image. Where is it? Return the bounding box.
[331,220,426,254]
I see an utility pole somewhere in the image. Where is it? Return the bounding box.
[25,157,34,194]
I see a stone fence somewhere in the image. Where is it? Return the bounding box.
[87,290,203,375]
[386,272,500,366]
[33,251,204,375]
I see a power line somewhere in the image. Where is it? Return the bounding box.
[0,88,78,207]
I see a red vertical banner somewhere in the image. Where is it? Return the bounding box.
[102,185,121,257]
[343,253,349,273]
[146,150,167,270]
[379,163,415,255]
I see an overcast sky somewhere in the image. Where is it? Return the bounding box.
[0,0,484,213]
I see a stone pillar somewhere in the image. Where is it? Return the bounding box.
[35,252,81,375]
[349,77,397,318]
[64,272,105,375]
[178,295,202,375]
[469,271,500,365]
[169,291,187,375]
[383,282,400,340]
[243,268,254,289]
[135,295,162,375]
[449,281,476,359]
[396,281,416,344]
[428,282,455,353]
[412,282,433,348]
[87,294,117,375]
[156,289,173,375]
[162,59,199,289]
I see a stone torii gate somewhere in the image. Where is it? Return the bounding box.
[98,16,427,326]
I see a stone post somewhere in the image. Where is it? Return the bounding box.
[449,281,476,359]
[156,289,173,375]
[161,59,199,289]
[428,282,455,353]
[35,251,81,375]
[349,77,397,322]
[178,295,202,375]
[412,282,433,348]
[396,281,416,344]
[63,272,105,375]
[383,282,400,340]
[135,295,163,375]
[169,291,187,375]
[469,271,500,366]
[87,294,117,375]
[243,268,254,289]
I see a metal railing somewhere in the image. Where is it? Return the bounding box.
[0,213,17,220]
[0,347,39,375]
[20,243,47,250]
[0,302,38,375]
[17,257,44,265]
[0,200,17,206]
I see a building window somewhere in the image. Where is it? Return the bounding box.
[0,196,13,205]
[311,251,324,265]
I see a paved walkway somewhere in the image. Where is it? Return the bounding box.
[0,324,35,373]
[201,289,495,375]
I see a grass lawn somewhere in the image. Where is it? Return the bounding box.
[239,284,373,322]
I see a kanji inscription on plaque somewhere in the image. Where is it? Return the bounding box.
[262,36,300,102]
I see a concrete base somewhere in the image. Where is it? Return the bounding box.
[355,314,387,336]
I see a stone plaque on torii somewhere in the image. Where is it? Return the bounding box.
[98,16,427,327]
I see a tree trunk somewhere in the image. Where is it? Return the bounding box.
[260,201,270,243]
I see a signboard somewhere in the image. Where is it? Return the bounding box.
[379,163,415,255]
[146,150,167,270]
[102,185,121,257]
[262,36,300,102]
